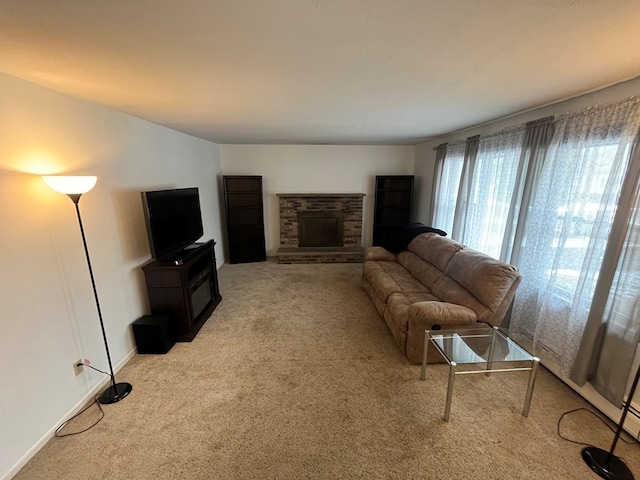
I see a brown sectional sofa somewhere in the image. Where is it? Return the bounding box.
[362,232,521,363]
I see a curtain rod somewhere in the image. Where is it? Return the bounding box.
[432,124,530,150]
[432,95,640,151]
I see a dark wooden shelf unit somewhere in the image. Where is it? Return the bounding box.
[223,175,266,264]
[141,240,221,341]
[373,175,414,251]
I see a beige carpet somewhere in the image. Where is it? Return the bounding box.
[15,260,640,479]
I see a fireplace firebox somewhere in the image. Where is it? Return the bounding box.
[298,211,344,247]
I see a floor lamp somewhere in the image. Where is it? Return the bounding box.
[581,361,640,480]
[43,176,132,405]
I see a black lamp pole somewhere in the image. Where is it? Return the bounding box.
[68,193,132,404]
[582,361,640,479]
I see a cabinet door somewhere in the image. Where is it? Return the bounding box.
[142,241,221,341]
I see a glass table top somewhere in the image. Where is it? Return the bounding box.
[428,328,534,365]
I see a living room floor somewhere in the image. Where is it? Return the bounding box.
[15,260,640,479]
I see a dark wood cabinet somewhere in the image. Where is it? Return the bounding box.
[373,175,414,251]
[223,175,266,264]
[141,240,221,341]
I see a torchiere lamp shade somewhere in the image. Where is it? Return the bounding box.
[43,176,97,195]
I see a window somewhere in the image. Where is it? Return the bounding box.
[431,98,640,408]
[461,136,523,258]
[543,141,626,300]
[432,143,464,235]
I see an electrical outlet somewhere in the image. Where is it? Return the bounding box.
[73,359,84,376]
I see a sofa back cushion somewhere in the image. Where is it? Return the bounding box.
[431,276,492,321]
[397,251,442,290]
[407,233,464,272]
[434,248,521,323]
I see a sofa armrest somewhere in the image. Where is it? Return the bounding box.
[407,301,477,327]
[404,301,482,363]
[364,246,397,262]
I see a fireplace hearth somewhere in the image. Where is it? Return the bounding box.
[277,193,365,264]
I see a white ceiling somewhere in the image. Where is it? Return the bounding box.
[1,1,640,145]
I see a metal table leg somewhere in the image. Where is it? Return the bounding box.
[486,326,498,376]
[420,330,430,381]
[444,362,457,421]
[522,357,540,417]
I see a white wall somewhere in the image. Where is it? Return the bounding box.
[219,145,416,256]
[414,76,640,223]
[0,72,224,480]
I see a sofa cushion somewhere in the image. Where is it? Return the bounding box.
[362,277,387,317]
[364,246,397,262]
[396,250,420,272]
[384,293,410,350]
[402,291,441,304]
[407,301,478,324]
[363,261,428,303]
[398,250,444,290]
[445,248,521,314]
[383,292,440,351]
[431,275,492,322]
[407,233,464,272]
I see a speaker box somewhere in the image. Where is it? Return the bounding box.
[132,315,176,354]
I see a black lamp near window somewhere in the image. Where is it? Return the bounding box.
[581,361,640,480]
[43,176,132,404]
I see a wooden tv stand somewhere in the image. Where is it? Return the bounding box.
[141,240,222,341]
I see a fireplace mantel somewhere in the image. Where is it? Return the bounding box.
[277,193,366,198]
[277,193,365,264]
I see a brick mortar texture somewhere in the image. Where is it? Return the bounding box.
[278,195,364,250]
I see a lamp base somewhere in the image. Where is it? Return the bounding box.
[98,382,133,405]
[582,446,634,479]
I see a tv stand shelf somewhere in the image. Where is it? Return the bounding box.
[141,240,222,341]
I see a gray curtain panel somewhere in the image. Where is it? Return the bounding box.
[430,143,447,226]
[451,135,479,241]
[502,117,554,263]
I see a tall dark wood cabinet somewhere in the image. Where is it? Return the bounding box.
[141,240,222,341]
[223,175,267,264]
[373,175,414,251]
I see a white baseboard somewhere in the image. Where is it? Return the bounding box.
[2,348,136,480]
[510,333,640,439]
[543,361,640,439]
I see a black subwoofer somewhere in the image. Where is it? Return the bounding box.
[132,315,176,354]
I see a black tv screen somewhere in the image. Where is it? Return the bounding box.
[141,187,204,260]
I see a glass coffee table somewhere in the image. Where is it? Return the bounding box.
[420,326,540,421]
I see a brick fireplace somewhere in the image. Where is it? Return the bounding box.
[277,193,365,264]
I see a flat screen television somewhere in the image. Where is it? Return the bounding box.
[141,187,204,261]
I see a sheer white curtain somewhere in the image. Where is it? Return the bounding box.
[432,142,465,235]
[454,128,524,259]
[509,99,640,380]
